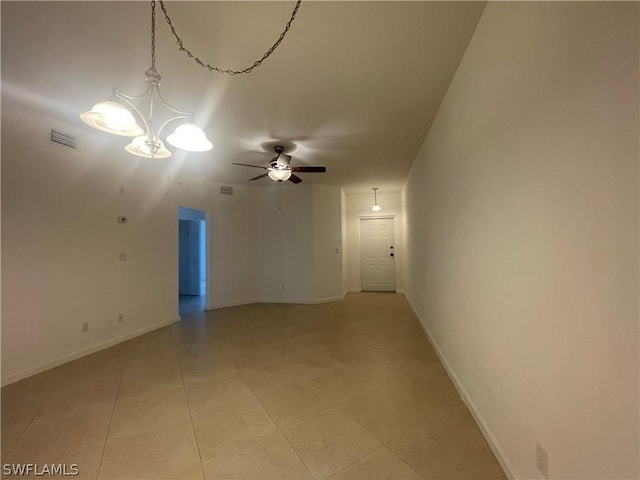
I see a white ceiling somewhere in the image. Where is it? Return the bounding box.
[1,1,485,193]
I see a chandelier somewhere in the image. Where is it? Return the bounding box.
[80,1,301,158]
[81,2,212,158]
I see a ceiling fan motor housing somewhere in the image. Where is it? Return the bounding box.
[271,145,291,168]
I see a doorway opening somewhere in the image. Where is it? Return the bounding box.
[178,206,208,316]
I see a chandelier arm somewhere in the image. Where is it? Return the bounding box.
[154,86,192,116]
[114,89,152,135]
[158,0,302,76]
[114,84,152,102]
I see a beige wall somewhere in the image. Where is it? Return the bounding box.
[403,2,639,479]
[1,95,346,383]
[257,184,344,303]
[1,98,260,384]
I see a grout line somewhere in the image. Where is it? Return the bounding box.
[95,352,128,480]
[1,384,55,462]
[176,361,208,480]
[237,369,316,480]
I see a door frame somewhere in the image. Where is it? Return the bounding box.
[359,215,396,292]
[178,207,211,310]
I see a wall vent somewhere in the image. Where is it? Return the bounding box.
[220,186,234,195]
[50,129,77,149]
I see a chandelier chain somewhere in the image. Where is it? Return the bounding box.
[158,0,302,76]
[151,1,156,68]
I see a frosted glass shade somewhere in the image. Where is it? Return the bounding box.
[124,136,171,159]
[166,123,213,152]
[268,169,292,182]
[372,204,382,212]
[80,101,143,137]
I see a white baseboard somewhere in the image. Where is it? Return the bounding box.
[403,294,518,480]
[1,316,180,387]
[347,288,362,293]
[207,298,259,309]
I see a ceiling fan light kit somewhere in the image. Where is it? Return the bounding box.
[268,169,292,182]
[233,145,326,185]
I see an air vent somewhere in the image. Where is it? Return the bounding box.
[220,186,233,195]
[50,129,77,149]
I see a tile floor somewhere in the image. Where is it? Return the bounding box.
[1,293,506,479]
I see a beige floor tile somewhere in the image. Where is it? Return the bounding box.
[118,367,183,396]
[108,391,192,439]
[237,358,299,391]
[99,418,201,479]
[202,431,311,480]
[38,380,119,421]
[284,350,346,382]
[3,294,507,480]
[228,349,283,369]
[339,386,431,443]
[328,446,421,480]
[176,343,228,365]
[192,395,277,461]
[387,422,506,479]
[254,378,334,428]
[6,408,112,465]
[180,355,238,380]
[1,378,53,459]
[1,446,103,480]
[122,350,178,378]
[184,372,254,415]
[283,408,381,480]
[306,366,381,405]
[162,466,205,480]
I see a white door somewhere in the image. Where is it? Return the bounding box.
[361,218,395,291]
[179,219,201,295]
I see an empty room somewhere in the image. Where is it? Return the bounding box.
[1,2,638,479]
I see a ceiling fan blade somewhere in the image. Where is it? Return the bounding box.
[232,162,268,170]
[288,174,303,184]
[249,173,269,181]
[291,166,326,173]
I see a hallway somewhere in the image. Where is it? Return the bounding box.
[1,294,504,479]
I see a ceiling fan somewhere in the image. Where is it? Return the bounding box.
[233,145,326,184]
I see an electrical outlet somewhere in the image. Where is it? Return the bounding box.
[117,313,125,323]
[536,442,549,479]
[118,252,127,262]
[81,321,89,333]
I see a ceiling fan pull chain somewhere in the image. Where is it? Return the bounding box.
[278,182,282,212]
[158,0,302,76]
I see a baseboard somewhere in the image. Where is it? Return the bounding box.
[1,316,180,387]
[207,298,259,309]
[347,288,362,293]
[404,294,518,480]
[259,294,345,305]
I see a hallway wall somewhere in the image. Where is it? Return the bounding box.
[402,3,639,478]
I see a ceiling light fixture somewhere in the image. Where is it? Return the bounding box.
[372,187,382,212]
[268,169,292,182]
[81,1,212,158]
